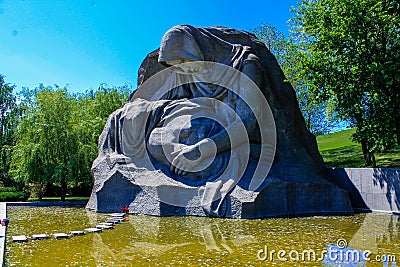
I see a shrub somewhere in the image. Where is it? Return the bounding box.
[0,187,19,193]
[0,187,30,201]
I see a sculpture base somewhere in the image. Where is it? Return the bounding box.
[86,163,353,218]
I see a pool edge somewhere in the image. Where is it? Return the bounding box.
[0,202,6,267]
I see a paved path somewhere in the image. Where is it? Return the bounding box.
[0,202,6,267]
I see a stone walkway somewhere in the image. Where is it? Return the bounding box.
[0,202,6,267]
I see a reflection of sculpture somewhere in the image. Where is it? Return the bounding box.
[86,25,353,218]
[349,213,400,253]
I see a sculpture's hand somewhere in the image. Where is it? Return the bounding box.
[170,139,216,176]
[170,144,201,176]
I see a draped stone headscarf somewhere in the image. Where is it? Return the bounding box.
[159,25,205,64]
[157,25,258,101]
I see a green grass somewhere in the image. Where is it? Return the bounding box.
[317,128,400,168]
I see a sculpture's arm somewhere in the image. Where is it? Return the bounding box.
[198,62,262,153]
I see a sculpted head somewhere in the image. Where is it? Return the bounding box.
[158,25,206,74]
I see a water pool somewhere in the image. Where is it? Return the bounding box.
[5,206,400,266]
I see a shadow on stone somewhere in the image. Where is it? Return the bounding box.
[330,167,400,213]
[96,171,141,212]
[373,168,400,211]
[329,168,370,211]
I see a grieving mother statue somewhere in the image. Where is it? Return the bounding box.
[87,25,353,218]
[95,25,271,216]
[146,25,267,178]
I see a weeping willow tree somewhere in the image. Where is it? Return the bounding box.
[11,85,130,199]
[0,75,19,187]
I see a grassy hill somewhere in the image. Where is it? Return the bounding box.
[316,128,400,168]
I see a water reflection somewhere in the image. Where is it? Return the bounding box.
[89,213,400,266]
[6,207,400,266]
[349,213,399,253]
[90,214,259,264]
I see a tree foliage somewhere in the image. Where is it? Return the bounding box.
[10,84,130,199]
[290,0,400,166]
[252,23,339,135]
[0,75,19,187]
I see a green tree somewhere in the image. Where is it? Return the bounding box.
[252,23,339,135]
[0,75,19,187]
[11,87,79,200]
[252,23,287,62]
[11,84,130,199]
[291,0,400,166]
[72,84,130,190]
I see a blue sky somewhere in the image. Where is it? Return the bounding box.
[0,0,299,93]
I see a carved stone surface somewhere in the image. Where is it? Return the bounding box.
[86,25,353,218]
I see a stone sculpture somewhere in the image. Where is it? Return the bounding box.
[86,25,353,218]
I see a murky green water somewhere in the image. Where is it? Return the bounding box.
[4,207,400,266]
